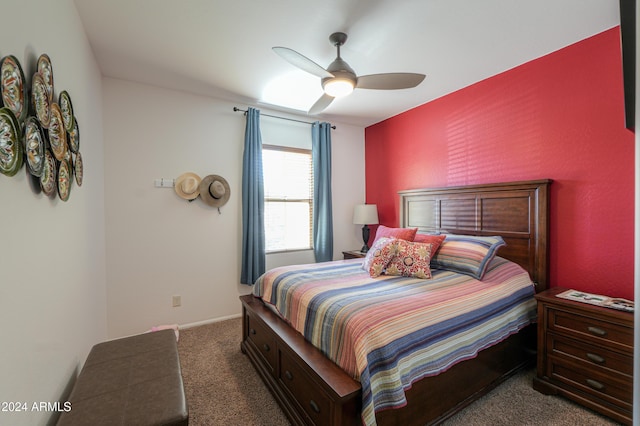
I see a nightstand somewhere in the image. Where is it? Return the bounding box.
[533,287,633,425]
[342,250,366,259]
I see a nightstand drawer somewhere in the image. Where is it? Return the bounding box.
[548,308,633,349]
[548,355,633,408]
[535,288,634,425]
[548,333,633,376]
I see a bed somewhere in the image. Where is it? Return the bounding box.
[240,179,551,425]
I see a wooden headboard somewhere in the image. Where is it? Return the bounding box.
[399,179,551,292]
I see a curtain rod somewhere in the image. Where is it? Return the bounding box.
[233,107,336,130]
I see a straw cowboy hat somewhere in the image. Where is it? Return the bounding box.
[199,174,230,208]
[174,172,202,200]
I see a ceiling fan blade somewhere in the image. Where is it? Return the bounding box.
[308,93,335,114]
[272,47,334,79]
[356,73,426,90]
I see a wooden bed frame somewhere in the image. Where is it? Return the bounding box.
[240,179,551,425]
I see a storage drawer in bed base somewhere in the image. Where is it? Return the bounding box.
[240,295,534,426]
[240,295,361,426]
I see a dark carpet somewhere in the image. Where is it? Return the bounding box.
[178,317,620,425]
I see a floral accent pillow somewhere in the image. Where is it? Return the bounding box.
[430,234,506,279]
[372,225,418,244]
[385,240,434,279]
[362,237,399,277]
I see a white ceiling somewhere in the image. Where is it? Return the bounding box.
[73,0,620,127]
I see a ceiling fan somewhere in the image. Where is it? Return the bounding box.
[273,32,426,114]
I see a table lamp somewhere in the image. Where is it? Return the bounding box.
[353,204,379,252]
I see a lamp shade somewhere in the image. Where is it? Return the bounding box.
[353,204,379,225]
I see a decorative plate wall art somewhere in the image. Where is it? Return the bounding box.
[40,149,57,197]
[57,159,71,201]
[37,54,54,103]
[0,107,23,177]
[74,152,83,186]
[24,117,45,177]
[3,52,84,202]
[48,102,68,161]
[59,91,73,130]
[0,55,28,123]
[32,73,51,128]
[68,116,79,153]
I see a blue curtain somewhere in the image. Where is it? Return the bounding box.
[311,122,334,262]
[241,108,265,285]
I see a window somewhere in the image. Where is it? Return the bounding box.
[263,145,313,252]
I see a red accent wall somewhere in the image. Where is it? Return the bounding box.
[365,28,635,300]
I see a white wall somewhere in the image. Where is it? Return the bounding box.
[103,78,365,338]
[0,1,106,425]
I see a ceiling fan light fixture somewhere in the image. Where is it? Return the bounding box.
[323,78,355,98]
[273,31,425,114]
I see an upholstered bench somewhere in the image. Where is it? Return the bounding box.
[57,329,188,425]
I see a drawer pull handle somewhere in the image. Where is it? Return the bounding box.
[285,370,293,380]
[309,400,320,413]
[587,326,607,337]
[262,343,270,352]
[586,353,605,364]
[250,328,256,335]
[586,379,604,390]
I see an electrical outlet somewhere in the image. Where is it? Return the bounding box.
[172,295,181,307]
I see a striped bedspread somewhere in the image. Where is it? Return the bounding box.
[253,256,537,425]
